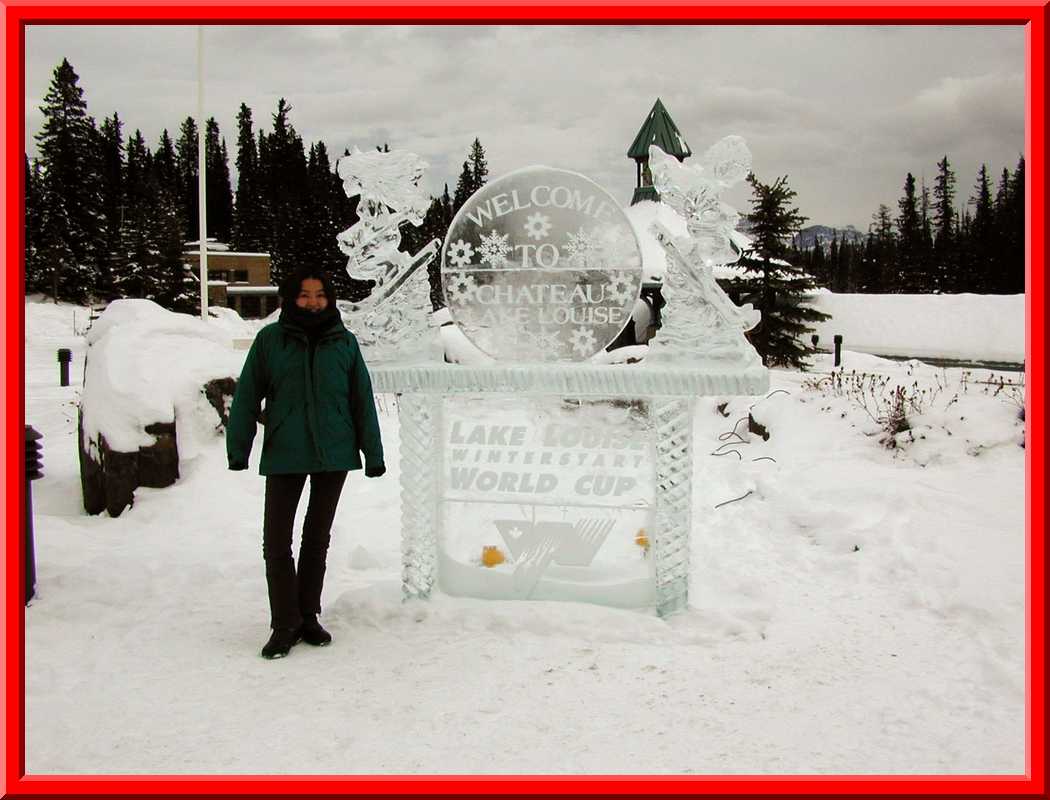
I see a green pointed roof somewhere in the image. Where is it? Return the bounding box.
[627,98,691,161]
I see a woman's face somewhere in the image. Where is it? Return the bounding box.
[295,278,329,312]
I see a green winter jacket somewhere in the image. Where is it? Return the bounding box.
[226,315,384,475]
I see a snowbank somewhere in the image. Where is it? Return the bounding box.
[80,300,248,455]
[807,292,1025,363]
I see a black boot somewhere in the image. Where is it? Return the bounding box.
[300,615,332,647]
[261,626,302,659]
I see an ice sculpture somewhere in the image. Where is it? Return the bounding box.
[646,138,763,367]
[440,167,643,362]
[334,147,441,362]
[363,156,768,618]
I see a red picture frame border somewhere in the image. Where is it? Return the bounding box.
[3,2,1044,796]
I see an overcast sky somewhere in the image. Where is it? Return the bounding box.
[24,24,1026,230]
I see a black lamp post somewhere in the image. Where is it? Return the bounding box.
[25,426,43,604]
[57,348,73,387]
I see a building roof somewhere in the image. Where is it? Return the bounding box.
[227,286,279,295]
[184,252,271,259]
[627,98,692,161]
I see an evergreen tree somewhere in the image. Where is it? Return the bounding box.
[827,234,839,290]
[810,238,826,285]
[834,237,855,293]
[25,156,45,293]
[896,173,923,291]
[261,98,309,286]
[1006,156,1025,293]
[932,155,957,291]
[153,129,178,196]
[966,164,995,293]
[204,118,234,243]
[736,173,829,368]
[96,112,125,300]
[865,204,896,293]
[468,138,488,194]
[117,129,157,300]
[452,160,473,211]
[152,184,196,311]
[34,58,103,301]
[36,175,79,302]
[231,104,268,252]
[415,183,456,309]
[919,176,935,268]
[175,116,200,241]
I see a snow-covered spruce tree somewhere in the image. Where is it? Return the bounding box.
[419,183,454,310]
[932,155,957,292]
[468,137,488,195]
[1007,157,1025,293]
[736,172,829,368]
[261,98,309,288]
[205,118,234,244]
[860,204,895,293]
[34,58,104,302]
[965,164,996,294]
[231,103,267,253]
[896,172,925,292]
[24,155,46,294]
[96,112,125,301]
[452,159,473,212]
[174,116,200,241]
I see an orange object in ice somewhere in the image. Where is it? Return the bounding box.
[481,545,505,567]
[635,528,650,552]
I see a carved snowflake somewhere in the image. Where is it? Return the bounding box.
[605,271,635,305]
[478,230,511,268]
[445,273,478,304]
[564,227,601,268]
[525,325,562,352]
[447,239,475,268]
[523,212,552,241]
[568,325,597,357]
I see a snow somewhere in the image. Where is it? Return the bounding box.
[77,299,247,453]
[807,292,1025,364]
[23,299,1026,775]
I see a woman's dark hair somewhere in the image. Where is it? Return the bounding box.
[278,267,339,307]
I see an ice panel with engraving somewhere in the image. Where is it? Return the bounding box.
[437,394,657,607]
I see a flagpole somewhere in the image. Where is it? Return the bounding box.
[197,25,209,320]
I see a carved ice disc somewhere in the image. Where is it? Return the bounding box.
[441,167,643,362]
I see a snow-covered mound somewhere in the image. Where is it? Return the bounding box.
[80,300,247,456]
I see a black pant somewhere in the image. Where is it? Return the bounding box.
[262,471,348,630]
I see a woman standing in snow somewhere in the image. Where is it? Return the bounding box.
[227,267,385,659]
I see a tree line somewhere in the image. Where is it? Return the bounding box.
[789,155,1025,295]
[24,58,489,310]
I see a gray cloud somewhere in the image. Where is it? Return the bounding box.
[24,23,1025,229]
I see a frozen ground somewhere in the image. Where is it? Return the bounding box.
[23,298,1027,775]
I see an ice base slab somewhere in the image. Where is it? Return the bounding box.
[372,361,769,397]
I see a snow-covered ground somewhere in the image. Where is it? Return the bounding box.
[23,297,1026,775]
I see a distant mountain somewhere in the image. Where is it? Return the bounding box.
[793,224,866,250]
